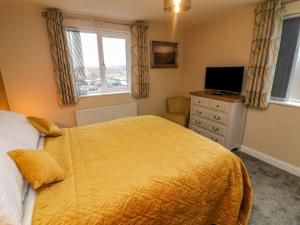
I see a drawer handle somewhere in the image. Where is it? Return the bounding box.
[198,101,201,104]
[212,126,219,132]
[213,115,221,121]
[211,137,218,142]
[196,120,202,125]
[196,110,202,115]
[216,105,220,108]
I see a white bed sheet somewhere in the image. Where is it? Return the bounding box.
[22,136,44,225]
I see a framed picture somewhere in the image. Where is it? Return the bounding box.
[151,41,179,68]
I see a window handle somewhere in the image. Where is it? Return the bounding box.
[103,62,106,71]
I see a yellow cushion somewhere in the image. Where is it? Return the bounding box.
[27,116,62,137]
[8,150,65,189]
[163,113,188,126]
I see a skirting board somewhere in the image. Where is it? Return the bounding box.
[240,145,300,178]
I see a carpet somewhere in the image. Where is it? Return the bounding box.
[235,151,300,225]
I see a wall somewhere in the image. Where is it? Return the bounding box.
[0,2,183,127]
[180,7,254,95]
[138,21,184,116]
[181,6,300,168]
[243,105,300,168]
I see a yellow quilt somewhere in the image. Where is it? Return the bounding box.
[32,116,252,225]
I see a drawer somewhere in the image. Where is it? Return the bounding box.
[191,117,226,136]
[192,106,210,119]
[208,111,227,125]
[209,99,229,112]
[209,134,225,146]
[192,96,209,108]
[191,125,206,136]
[191,126,225,145]
[207,121,226,136]
[191,116,211,130]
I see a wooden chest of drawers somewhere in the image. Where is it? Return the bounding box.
[189,91,247,150]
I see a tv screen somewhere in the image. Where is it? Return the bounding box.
[205,67,244,94]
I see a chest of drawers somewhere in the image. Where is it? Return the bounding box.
[189,91,247,150]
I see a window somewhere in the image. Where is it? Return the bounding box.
[66,29,131,96]
[271,17,300,104]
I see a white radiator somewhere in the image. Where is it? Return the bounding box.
[75,103,137,126]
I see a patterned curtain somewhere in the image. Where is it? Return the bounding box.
[66,31,88,96]
[45,9,79,105]
[245,0,284,109]
[131,22,149,98]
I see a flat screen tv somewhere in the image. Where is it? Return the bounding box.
[205,67,244,94]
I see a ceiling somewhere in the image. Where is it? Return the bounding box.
[7,0,262,26]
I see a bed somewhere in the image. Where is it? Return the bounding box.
[0,112,252,225]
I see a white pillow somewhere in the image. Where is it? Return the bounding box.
[0,110,40,149]
[0,137,26,154]
[0,138,26,225]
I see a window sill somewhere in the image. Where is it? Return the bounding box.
[79,90,131,98]
[270,100,300,108]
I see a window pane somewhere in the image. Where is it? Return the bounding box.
[67,31,102,96]
[290,49,300,100]
[271,17,300,102]
[80,32,102,95]
[271,18,300,100]
[102,37,128,89]
[67,30,131,96]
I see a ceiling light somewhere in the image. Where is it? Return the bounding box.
[164,0,191,13]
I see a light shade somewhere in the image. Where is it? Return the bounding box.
[164,0,191,13]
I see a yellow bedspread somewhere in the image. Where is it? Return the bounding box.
[32,116,252,225]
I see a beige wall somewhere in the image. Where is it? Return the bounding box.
[181,6,300,168]
[180,7,255,96]
[0,2,183,127]
[243,105,300,167]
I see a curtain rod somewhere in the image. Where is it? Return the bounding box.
[41,11,145,27]
[64,13,134,26]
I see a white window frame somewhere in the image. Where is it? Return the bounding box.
[66,27,131,97]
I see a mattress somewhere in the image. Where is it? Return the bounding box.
[32,116,252,225]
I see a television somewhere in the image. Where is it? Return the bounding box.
[205,67,244,94]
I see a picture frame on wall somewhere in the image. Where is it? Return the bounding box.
[151,41,179,68]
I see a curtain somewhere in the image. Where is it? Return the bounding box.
[45,9,79,105]
[245,0,284,109]
[66,30,88,96]
[131,22,149,98]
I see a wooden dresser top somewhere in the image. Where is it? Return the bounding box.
[190,91,245,103]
